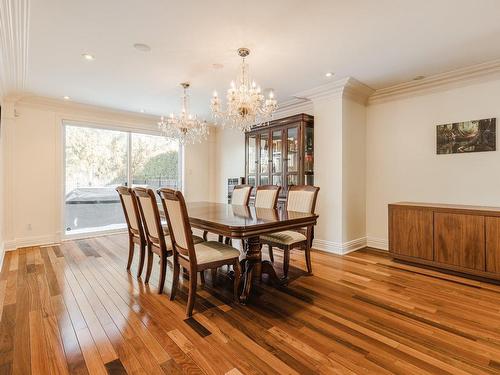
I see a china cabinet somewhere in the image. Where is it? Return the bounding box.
[245,114,314,205]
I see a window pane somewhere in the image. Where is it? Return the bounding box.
[272,175,282,186]
[287,174,298,187]
[260,133,269,174]
[64,125,127,234]
[287,127,299,172]
[248,135,256,174]
[131,133,180,193]
[272,130,282,173]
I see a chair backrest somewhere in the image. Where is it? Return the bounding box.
[231,184,253,205]
[133,187,166,247]
[158,188,196,262]
[254,185,281,209]
[116,186,144,240]
[286,185,320,214]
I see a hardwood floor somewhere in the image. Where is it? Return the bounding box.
[1,234,500,374]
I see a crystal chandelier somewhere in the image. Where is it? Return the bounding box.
[158,82,209,144]
[210,48,278,132]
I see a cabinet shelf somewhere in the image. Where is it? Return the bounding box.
[245,113,314,193]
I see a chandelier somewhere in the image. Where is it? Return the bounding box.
[158,82,209,144]
[210,48,278,132]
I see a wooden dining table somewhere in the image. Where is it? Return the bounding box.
[160,201,318,303]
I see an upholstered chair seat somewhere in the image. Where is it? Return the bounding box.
[133,187,206,294]
[261,185,319,278]
[181,241,241,265]
[260,230,307,245]
[159,188,241,317]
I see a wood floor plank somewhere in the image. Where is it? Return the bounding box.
[3,235,500,374]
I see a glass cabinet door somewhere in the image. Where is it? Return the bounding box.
[247,135,257,187]
[304,125,314,185]
[271,129,283,187]
[285,127,299,190]
[259,132,269,185]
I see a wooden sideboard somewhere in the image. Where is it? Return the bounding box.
[389,202,500,281]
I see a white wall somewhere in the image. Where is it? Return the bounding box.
[342,98,367,243]
[213,126,245,203]
[184,132,216,202]
[366,78,500,249]
[2,96,214,250]
[313,96,343,247]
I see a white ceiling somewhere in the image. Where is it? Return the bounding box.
[21,0,500,116]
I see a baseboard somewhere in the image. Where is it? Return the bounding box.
[4,235,59,251]
[366,236,389,251]
[313,237,367,255]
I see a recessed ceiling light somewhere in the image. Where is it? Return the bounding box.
[82,53,95,61]
[133,43,151,52]
[63,96,71,100]
[140,109,145,113]
[413,75,425,81]
[325,72,334,78]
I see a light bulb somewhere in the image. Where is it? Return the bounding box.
[269,91,274,99]
[213,90,218,97]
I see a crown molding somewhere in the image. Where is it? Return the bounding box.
[8,94,220,129]
[295,77,374,104]
[0,0,30,98]
[273,97,314,118]
[369,58,500,104]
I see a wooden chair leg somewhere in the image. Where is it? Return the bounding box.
[283,248,290,279]
[218,235,223,243]
[137,242,146,278]
[224,237,231,245]
[126,237,134,270]
[268,245,274,262]
[305,245,312,274]
[158,252,167,294]
[170,260,180,301]
[203,231,208,241]
[145,244,154,284]
[200,270,205,285]
[233,260,241,301]
[186,270,197,317]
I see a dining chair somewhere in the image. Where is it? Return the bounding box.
[260,185,320,278]
[116,186,146,277]
[159,188,242,317]
[203,184,253,242]
[254,185,281,209]
[133,187,203,294]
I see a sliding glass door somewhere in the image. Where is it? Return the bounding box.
[64,123,180,236]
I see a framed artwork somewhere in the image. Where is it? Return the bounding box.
[436,118,496,154]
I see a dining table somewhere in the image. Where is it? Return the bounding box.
[160,201,318,303]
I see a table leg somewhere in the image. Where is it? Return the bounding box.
[240,236,283,303]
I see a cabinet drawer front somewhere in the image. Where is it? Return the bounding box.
[434,213,485,270]
[486,217,500,273]
[390,207,433,260]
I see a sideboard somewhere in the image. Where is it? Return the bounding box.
[389,202,500,281]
